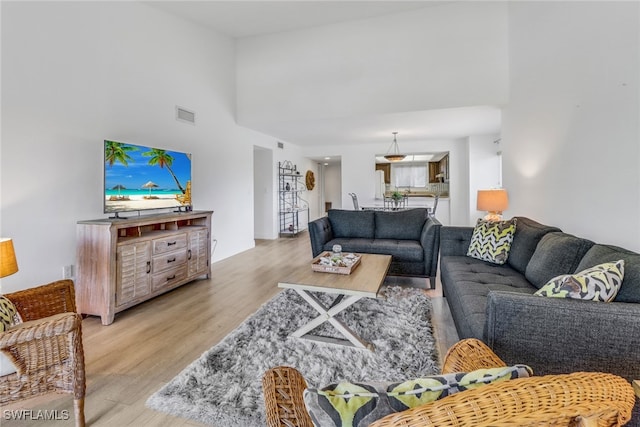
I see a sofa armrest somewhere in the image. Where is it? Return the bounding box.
[439,226,474,257]
[485,291,640,381]
[308,217,333,257]
[420,216,442,278]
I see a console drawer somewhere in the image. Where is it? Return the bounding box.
[153,234,187,254]
[152,265,187,291]
[152,250,187,274]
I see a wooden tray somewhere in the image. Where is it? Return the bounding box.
[311,252,361,275]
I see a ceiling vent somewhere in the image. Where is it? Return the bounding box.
[176,106,195,125]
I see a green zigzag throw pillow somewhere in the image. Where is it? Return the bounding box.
[0,296,18,332]
[303,364,533,427]
[467,218,517,265]
[535,260,624,302]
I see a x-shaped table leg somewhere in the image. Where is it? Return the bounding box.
[291,289,373,350]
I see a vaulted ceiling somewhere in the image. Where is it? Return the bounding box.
[146,1,501,147]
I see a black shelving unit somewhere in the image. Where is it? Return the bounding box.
[278,161,309,237]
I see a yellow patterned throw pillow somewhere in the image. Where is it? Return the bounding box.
[467,218,517,265]
[535,260,624,302]
[303,365,533,427]
[0,295,18,332]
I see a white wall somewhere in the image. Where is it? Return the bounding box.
[236,1,508,128]
[309,162,325,220]
[502,1,640,251]
[298,157,319,224]
[468,135,503,223]
[0,2,275,292]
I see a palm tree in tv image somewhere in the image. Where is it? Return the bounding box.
[142,148,186,194]
[105,140,138,166]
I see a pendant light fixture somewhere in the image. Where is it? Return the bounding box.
[384,132,406,162]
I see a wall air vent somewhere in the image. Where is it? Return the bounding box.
[176,106,195,125]
[277,142,284,149]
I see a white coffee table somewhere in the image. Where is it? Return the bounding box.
[278,253,391,350]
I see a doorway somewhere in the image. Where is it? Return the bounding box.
[253,146,274,239]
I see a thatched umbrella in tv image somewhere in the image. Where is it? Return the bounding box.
[142,180,159,199]
[112,184,126,198]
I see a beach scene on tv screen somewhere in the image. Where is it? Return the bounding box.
[104,140,192,213]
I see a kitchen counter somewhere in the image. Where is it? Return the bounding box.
[383,192,448,198]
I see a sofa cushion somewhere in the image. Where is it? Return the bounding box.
[440,256,535,339]
[323,239,423,263]
[535,260,624,302]
[328,210,375,239]
[507,217,561,275]
[575,244,640,303]
[368,239,423,262]
[303,365,533,427]
[323,238,375,254]
[525,232,595,289]
[467,218,517,265]
[374,209,427,241]
[441,256,536,292]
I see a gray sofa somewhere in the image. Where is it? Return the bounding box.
[308,209,441,283]
[440,216,640,423]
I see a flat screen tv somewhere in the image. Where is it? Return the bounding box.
[104,140,192,216]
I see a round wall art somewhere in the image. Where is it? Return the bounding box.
[305,170,315,190]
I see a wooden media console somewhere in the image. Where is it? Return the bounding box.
[76,210,213,325]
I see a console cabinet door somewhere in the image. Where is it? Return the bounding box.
[116,241,151,306]
[188,228,209,277]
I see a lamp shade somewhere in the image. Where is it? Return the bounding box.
[477,189,509,212]
[0,238,19,278]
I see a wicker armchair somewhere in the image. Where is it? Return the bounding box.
[262,338,635,427]
[0,280,85,427]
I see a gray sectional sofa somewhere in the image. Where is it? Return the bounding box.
[308,209,441,283]
[440,216,640,386]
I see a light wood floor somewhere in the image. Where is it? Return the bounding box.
[2,232,458,426]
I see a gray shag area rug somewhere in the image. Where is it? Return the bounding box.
[146,286,438,426]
